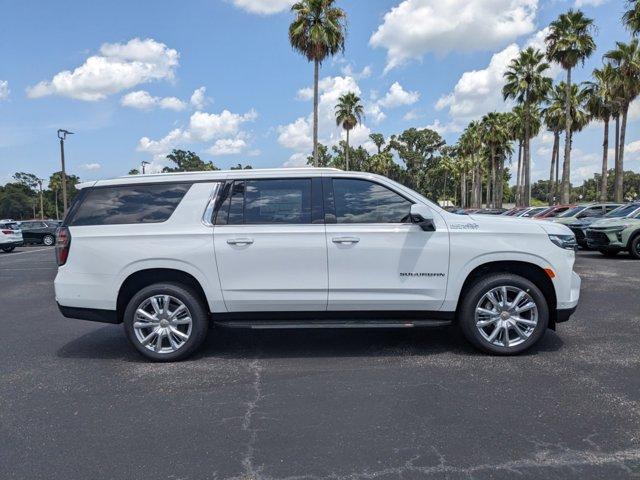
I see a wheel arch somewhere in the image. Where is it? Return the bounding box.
[455,260,558,329]
[626,228,640,251]
[116,268,210,324]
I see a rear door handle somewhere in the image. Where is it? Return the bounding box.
[332,236,360,244]
[227,238,254,245]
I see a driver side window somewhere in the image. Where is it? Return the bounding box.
[331,179,412,224]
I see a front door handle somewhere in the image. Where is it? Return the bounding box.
[332,236,360,244]
[227,238,254,245]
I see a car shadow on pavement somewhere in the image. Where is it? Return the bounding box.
[56,324,564,362]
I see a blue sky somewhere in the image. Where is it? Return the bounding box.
[1,0,638,187]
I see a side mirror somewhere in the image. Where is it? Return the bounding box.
[410,204,436,232]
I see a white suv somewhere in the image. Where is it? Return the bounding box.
[0,220,23,253]
[54,168,581,361]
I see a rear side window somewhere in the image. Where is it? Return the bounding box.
[332,179,412,224]
[68,183,191,226]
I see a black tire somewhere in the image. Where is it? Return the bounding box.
[458,273,549,355]
[629,235,640,260]
[123,282,209,362]
[1,246,15,253]
[599,249,619,258]
[42,234,55,246]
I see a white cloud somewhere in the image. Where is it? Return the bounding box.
[425,119,461,135]
[629,98,640,121]
[436,44,519,122]
[231,0,294,14]
[207,137,248,156]
[278,75,377,164]
[121,90,187,111]
[190,86,209,110]
[378,82,419,108]
[340,64,373,80]
[137,108,257,162]
[27,38,178,101]
[575,0,607,6]
[403,110,422,121]
[80,163,101,171]
[283,152,309,168]
[366,104,387,124]
[370,0,538,71]
[0,80,8,101]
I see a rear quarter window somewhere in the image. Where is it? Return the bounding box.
[68,183,191,226]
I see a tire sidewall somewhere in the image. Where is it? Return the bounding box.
[123,283,209,362]
[43,235,55,246]
[629,235,640,260]
[2,246,15,253]
[459,274,549,355]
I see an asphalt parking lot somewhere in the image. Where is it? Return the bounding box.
[1,247,639,479]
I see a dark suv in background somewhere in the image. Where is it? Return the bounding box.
[18,220,61,246]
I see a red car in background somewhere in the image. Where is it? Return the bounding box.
[532,204,576,219]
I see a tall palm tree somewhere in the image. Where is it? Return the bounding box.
[503,47,552,206]
[604,40,640,202]
[458,122,483,208]
[623,0,640,36]
[335,92,364,171]
[480,113,513,208]
[545,10,596,203]
[584,65,616,202]
[289,0,347,166]
[542,99,564,205]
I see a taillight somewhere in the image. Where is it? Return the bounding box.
[1,230,13,234]
[56,227,71,266]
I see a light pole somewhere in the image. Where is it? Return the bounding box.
[141,161,150,174]
[37,178,44,220]
[57,129,74,215]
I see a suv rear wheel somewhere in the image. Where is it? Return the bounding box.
[459,273,549,355]
[1,246,15,253]
[123,283,209,361]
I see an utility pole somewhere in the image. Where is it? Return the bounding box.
[57,129,74,215]
[141,161,150,174]
[37,178,44,220]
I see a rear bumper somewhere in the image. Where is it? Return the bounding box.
[57,304,120,324]
[556,305,577,323]
[1,241,23,248]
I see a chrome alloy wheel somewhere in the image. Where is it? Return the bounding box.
[475,286,538,348]
[133,295,193,354]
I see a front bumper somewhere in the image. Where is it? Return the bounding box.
[586,229,624,250]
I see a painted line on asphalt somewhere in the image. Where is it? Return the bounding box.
[0,248,52,257]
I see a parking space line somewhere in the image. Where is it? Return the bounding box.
[0,248,52,257]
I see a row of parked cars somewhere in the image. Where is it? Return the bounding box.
[0,219,61,252]
[452,202,640,258]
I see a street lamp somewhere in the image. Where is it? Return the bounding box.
[57,129,74,215]
[141,161,150,174]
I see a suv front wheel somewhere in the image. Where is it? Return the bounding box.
[123,283,209,361]
[459,274,549,355]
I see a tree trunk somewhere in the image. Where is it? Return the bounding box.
[345,129,350,171]
[549,132,559,205]
[461,171,467,208]
[312,59,320,166]
[489,148,495,208]
[616,104,628,202]
[496,156,504,208]
[561,67,573,204]
[55,189,59,220]
[524,114,531,206]
[554,137,560,203]
[516,141,522,207]
[601,118,609,203]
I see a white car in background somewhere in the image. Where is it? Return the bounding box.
[54,168,581,361]
[0,220,23,253]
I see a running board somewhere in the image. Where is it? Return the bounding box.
[214,319,452,330]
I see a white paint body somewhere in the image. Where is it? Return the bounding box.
[54,169,580,316]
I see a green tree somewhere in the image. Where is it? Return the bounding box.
[128,169,140,175]
[0,183,34,219]
[604,40,640,202]
[623,0,640,36]
[162,149,218,172]
[369,133,386,153]
[480,112,512,208]
[48,171,79,220]
[503,47,552,206]
[289,0,346,166]
[334,92,364,171]
[306,143,334,167]
[545,9,596,203]
[388,128,445,193]
[542,99,564,205]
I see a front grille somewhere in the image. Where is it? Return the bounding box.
[586,230,610,247]
[569,226,586,243]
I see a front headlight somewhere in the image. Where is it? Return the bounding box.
[548,234,577,250]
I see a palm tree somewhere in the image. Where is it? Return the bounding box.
[584,65,616,202]
[503,47,552,206]
[289,0,347,166]
[623,0,640,36]
[480,112,512,207]
[604,40,640,202]
[458,122,484,208]
[545,10,596,204]
[334,92,364,171]
[542,100,564,205]
[369,133,386,153]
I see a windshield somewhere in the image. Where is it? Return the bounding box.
[558,206,587,218]
[605,204,640,218]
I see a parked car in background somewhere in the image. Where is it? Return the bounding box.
[566,203,633,248]
[476,208,508,215]
[18,220,61,246]
[552,203,621,225]
[532,205,575,220]
[585,203,640,258]
[517,207,548,218]
[0,220,23,253]
[54,168,580,361]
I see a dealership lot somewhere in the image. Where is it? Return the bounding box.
[1,247,639,479]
